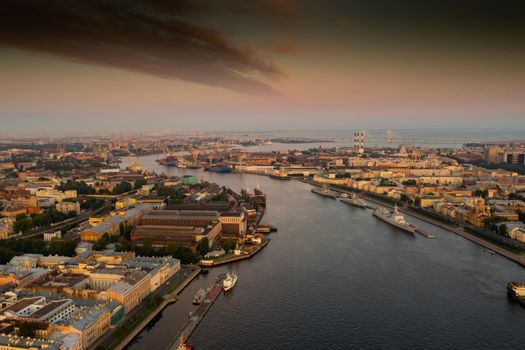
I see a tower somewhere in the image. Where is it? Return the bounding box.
[354,131,365,155]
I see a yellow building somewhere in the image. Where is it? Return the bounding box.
[0,335,62,349]
[115,197,137,210]
[108,271,151,313]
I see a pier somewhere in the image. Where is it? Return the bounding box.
[415,227,435,238]
[356,191,525,267]
[199,239,270,267]
[166,275,226,350]
[107,266,201,350]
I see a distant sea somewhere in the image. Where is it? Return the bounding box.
[221,128,525,151]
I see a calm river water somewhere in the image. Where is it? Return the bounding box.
[123,155,525,349]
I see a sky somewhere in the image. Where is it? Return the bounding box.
[0,0,524,136]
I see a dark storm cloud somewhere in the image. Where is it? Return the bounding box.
[332,0,525,38]
[148,0,298,18]
[0,0,293,96]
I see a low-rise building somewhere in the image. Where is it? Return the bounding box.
[44,231,62,242]
[56,201,80,215]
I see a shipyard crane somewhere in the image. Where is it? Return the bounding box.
[207,142,223,165]
[188,145,200,164]
[163,145,173,158]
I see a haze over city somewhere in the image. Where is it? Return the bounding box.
[2,2,525,350]
[1,0,524,136]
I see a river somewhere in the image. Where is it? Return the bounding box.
[122,155,525,349]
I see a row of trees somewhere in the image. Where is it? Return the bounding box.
[114,238,198,264]
[58,180,95,195]
[154,185,185,205]
[58,179,146,196]
[13,209,76,234]
[0,238,77,264]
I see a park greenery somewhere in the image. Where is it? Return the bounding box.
[0,238,77,264]
[13,208,76,234]
[58,180,96,195]
[17,322,37,338]
[402,179,417,186]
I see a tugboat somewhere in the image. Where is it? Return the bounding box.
[373,205,417,233]
[193,288,206,305]
[223,271,238,292]
[340,193,368,209]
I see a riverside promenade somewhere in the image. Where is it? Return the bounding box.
[359,193,525,267]
[166,274,226,350]
[305,179,525,268]
[110,266,202,350]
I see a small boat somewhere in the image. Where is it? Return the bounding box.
[223,271,238,292]
[193,288,206,305]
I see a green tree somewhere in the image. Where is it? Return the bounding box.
[174,246,197,264]
[165,243,178,256]
[13,218,33,233]
[156,185,177,197]
[93,233,111,250]
[0,247,16,264]
[517,210,525,223]
[113,181,132,195]
[57,180,95,195]
[116,237,131,252]
[199,237,209,256]
[402,180,417,186]
[222,238,236,252]
[18,322,36,338]
[498,224,508,237]
[142,238,153,256]
[400,194,411,203]
[15,213,27,221]
[473,189,489,198]
[133,178,147,190]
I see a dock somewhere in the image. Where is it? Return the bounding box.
[105,266,201,350]
[415,227,435,238]
[166,275,226,350]
[199,239,269,267]
[311,188,338,199]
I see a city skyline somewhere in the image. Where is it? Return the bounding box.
[1,0,524,135]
